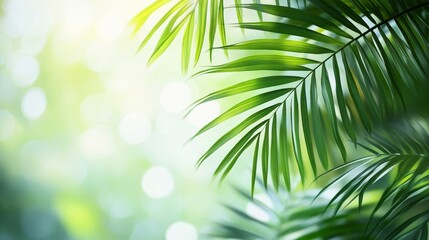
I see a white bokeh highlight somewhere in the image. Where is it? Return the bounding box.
[20,34,46,56]
[10,56,40,87]
[21,88,46,119]
[79,126,114,160]
[187,101,220,128]
[166,221,198,240]
[160,82,191,113]
[141,166,174,198]
[3,0,47,37]
[119,112,151,145]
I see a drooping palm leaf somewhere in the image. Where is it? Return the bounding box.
[190,0,429,192]
[209,182,380,239]
[317,119,429,239]
[131,0,306,74]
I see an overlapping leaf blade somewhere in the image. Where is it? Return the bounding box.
[317,120,429,238]
[190,0,429,191]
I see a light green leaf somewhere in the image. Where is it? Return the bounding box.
[251,135,261,196]
[310,73,328,170]
[182,12,195,75]
[216,133,260,181]
[262,122,269,188]
[209,0,219,61]
[188,76,301,111]
[190,89,289,140]
[130,0,171,34]
[321,65,346,160]
[194,0,208,65]
[218,0,228,55]
[280,104,291,190]
[270,114,279,191]
[300,83,317,177]
[197,105,279,166]
[292,92,306,184]
[194,55,315,76]
[138,0,189,51]
[148,12,191,65]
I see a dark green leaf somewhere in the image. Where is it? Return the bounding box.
[239,4,354,39]
[220,39,334,54]
[300,83,317,177]
[238,22,345,45]
[321,64,347,160]
[270,114,279,190]
[310,73,328,170]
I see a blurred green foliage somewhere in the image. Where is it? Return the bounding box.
[0,167,69,239]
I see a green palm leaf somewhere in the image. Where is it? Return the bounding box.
[317,119,429,239]
[131,0,229,72]
[209,182,379,239]
[191,0,429,190]
[134,1,429,239]
[132,0,312,72]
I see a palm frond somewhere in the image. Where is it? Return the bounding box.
[209,182,378,239]
[190,0,429,192]
[131,0,307,74]
[317,118,429,239]
[131,0,223,73]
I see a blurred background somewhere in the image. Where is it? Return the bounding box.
[0,0,259,239]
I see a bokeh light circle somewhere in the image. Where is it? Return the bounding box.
[187,101,220,127]
[80,126,114,160]
[21,87,46,119]
[165,221,198,240]
[118,112,151,145]
[10,56,40,87]
[160,82,191,113]
[141,166,174,198]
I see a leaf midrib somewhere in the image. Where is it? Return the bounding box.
[250,1,429,141]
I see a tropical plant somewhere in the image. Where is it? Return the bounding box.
[210,181,378,240]
[133,0,429,239]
